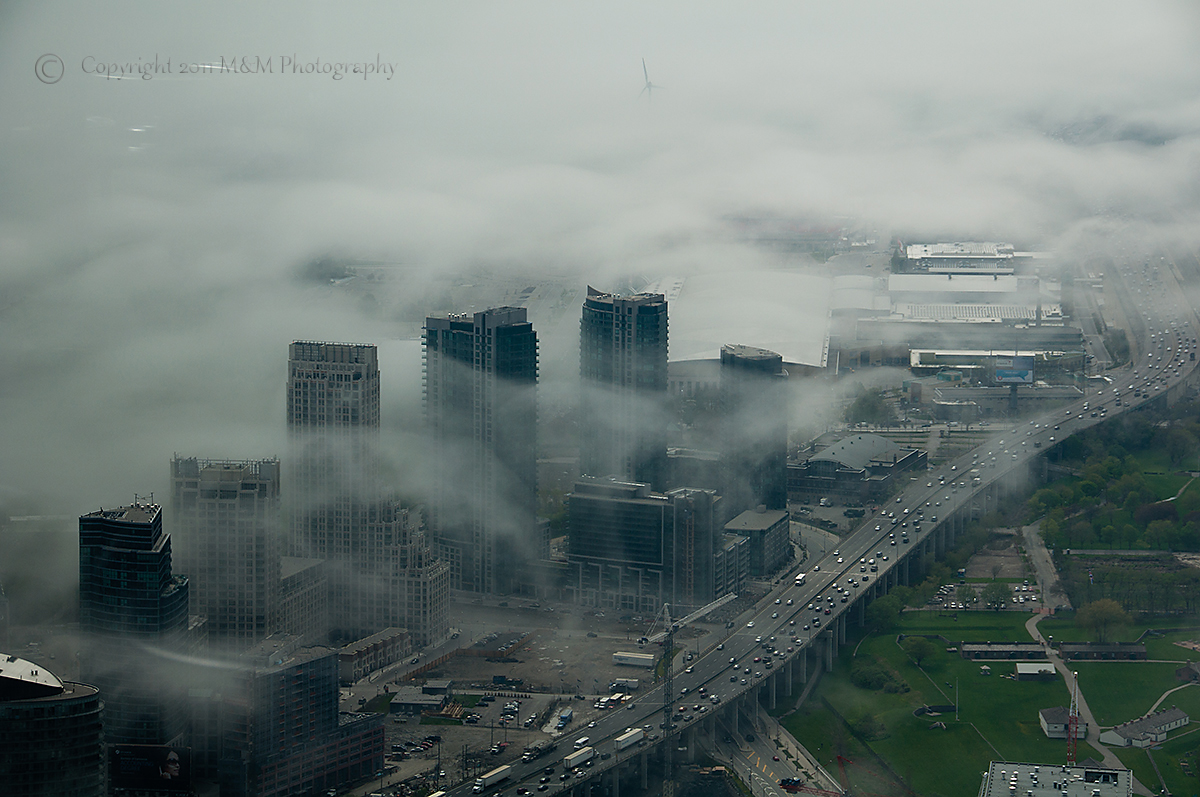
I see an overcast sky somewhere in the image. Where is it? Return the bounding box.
[3,1,1200,512]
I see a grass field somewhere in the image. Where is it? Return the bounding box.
[1072,662,1184,726]
[782,615,1098,797]
[779,605,1200,795]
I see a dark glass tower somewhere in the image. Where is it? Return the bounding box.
[719,344,788,514]
[424,307,539,593]
[579,287,669,491]
[78,502,188,745]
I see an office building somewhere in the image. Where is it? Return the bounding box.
[424,307,540,594]
[78,501,188,746]
[566,478,724,611]
[171,457,282,649]
[0,655,104,797]
[579,288,669,491]
[719,344,788,515]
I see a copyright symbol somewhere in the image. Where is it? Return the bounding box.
[35,54,64,84]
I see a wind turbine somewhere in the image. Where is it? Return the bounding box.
[640,58,663,98]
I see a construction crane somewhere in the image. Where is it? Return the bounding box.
[642,592,737,645]
[1067,671,1080,765]
[644,594,735,797]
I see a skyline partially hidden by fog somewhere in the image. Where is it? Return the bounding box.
[4,2,1200,514]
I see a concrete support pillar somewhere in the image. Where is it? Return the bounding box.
[769,672,777,709]
[786,658,793,694]
[839,614,847,645]
[731,701,739,736]
[612,767,620,797]
[800,649,807,683]
[825,633,834,670]
[687,726,696,763]
[902,556,909,585]
[641,752,648,789]
[857,597,866,625]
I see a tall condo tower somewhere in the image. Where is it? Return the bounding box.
[287,341,448,644]
[171,457,282,649]
[286,342,380,638]
[424,307,539,594]
[579,287,669,491]
[78,501,188,745]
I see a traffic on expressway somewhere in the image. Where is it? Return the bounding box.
[450,258,1199,797]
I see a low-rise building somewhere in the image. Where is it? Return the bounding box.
[338,627,411,685]
[1059,643,1146,661]
[1038,706,1088,739]
[1014,663,1056,681]
[1099,707,1189,748]
[960,642,1047,660]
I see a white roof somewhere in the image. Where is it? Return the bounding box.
[979,762,1131,797]
[888,273,1021,294]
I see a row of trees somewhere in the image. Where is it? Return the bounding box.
[1030,397,1200,552]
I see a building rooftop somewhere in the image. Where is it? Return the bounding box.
[978,762,1131,797]
[1039,706,1072,724]
[810,434,901,472]
[1107,707,1188,742]
[0,653,64,701]
[339,628,408,656]
[724,507,789,533]
[81,502,161,525]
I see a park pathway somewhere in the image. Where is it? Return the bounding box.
[1027,614,1153,796]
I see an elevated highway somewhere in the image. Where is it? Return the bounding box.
[447,252,1200,797]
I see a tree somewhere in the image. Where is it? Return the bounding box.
[981,581,1011,611]
[901,636,938,668]
[865,595,902,629]
[1076,598,1130,643]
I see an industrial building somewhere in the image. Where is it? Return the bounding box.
[788,433,926,503]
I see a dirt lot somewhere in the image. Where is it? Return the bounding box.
[964,532,1029,580]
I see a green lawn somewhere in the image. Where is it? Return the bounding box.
[1139,627,1200,661]
[1072,662,1185,726]
[1143,472,1191,501]
[1154,727,1200,797]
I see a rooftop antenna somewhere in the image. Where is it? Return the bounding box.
[640,58,663,98]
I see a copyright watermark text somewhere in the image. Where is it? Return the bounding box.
[39,53,399,82]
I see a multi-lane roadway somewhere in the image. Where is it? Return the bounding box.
[449,254,1199,797]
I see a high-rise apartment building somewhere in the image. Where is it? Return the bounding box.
[424,307,540,594]
[719,344,788,514]
[171,457,282,649]
[287,341,448,645]
[78,502,188,745]
[286,341,381,566]
[0,655,105,797]
[580,288,669,491]
[211,635,383,797]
